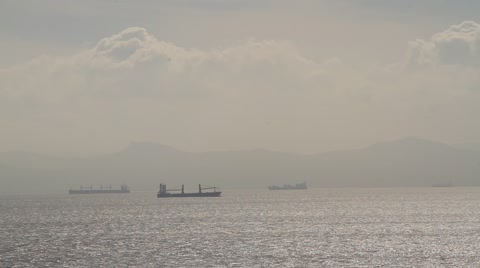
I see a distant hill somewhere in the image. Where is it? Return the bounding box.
[453,142,480,152]
[1,138,480,193]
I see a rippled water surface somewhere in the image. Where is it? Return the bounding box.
[2,188,480,267]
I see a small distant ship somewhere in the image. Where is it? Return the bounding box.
[157,184,221,198]
[69,184,130,194]
[432,183,453,187]
[268,182,307,190]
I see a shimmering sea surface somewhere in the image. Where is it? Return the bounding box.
[2,188,480,267]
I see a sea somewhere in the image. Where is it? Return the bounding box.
[1,187,480,267]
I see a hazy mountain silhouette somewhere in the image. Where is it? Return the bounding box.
[453,142,480,152]
[1,138,480,193]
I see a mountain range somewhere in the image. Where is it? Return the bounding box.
[1,138,480,194]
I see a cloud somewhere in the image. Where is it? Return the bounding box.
[0,27,344,153]
[89,27,186,69]
[407,21,480,68]
[1,23,480,155]
[1,27,329,102]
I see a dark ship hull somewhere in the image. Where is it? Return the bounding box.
[157,184,221,198]
[157,192,221,198]
[69,190,130,194]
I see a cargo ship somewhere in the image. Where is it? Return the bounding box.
[268,182,307,190]
[432,183,453,187]
[69,184,130,194]
[157,184,221,198]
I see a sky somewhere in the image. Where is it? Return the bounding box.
[1,0,480,156]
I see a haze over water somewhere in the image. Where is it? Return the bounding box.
[2,188,480,267]
[2,1,480,267]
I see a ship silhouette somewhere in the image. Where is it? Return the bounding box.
[157,184,221,198]
[69,184,130,194]
[268,182,307,190]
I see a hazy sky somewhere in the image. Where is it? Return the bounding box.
[1,0,480,155]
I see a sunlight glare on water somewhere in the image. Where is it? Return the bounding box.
[1,188,480,267]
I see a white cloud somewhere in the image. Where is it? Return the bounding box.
[1,27,328,102]
[1,23,480,155]
[0,27,341,154]
[407,21,480,68]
